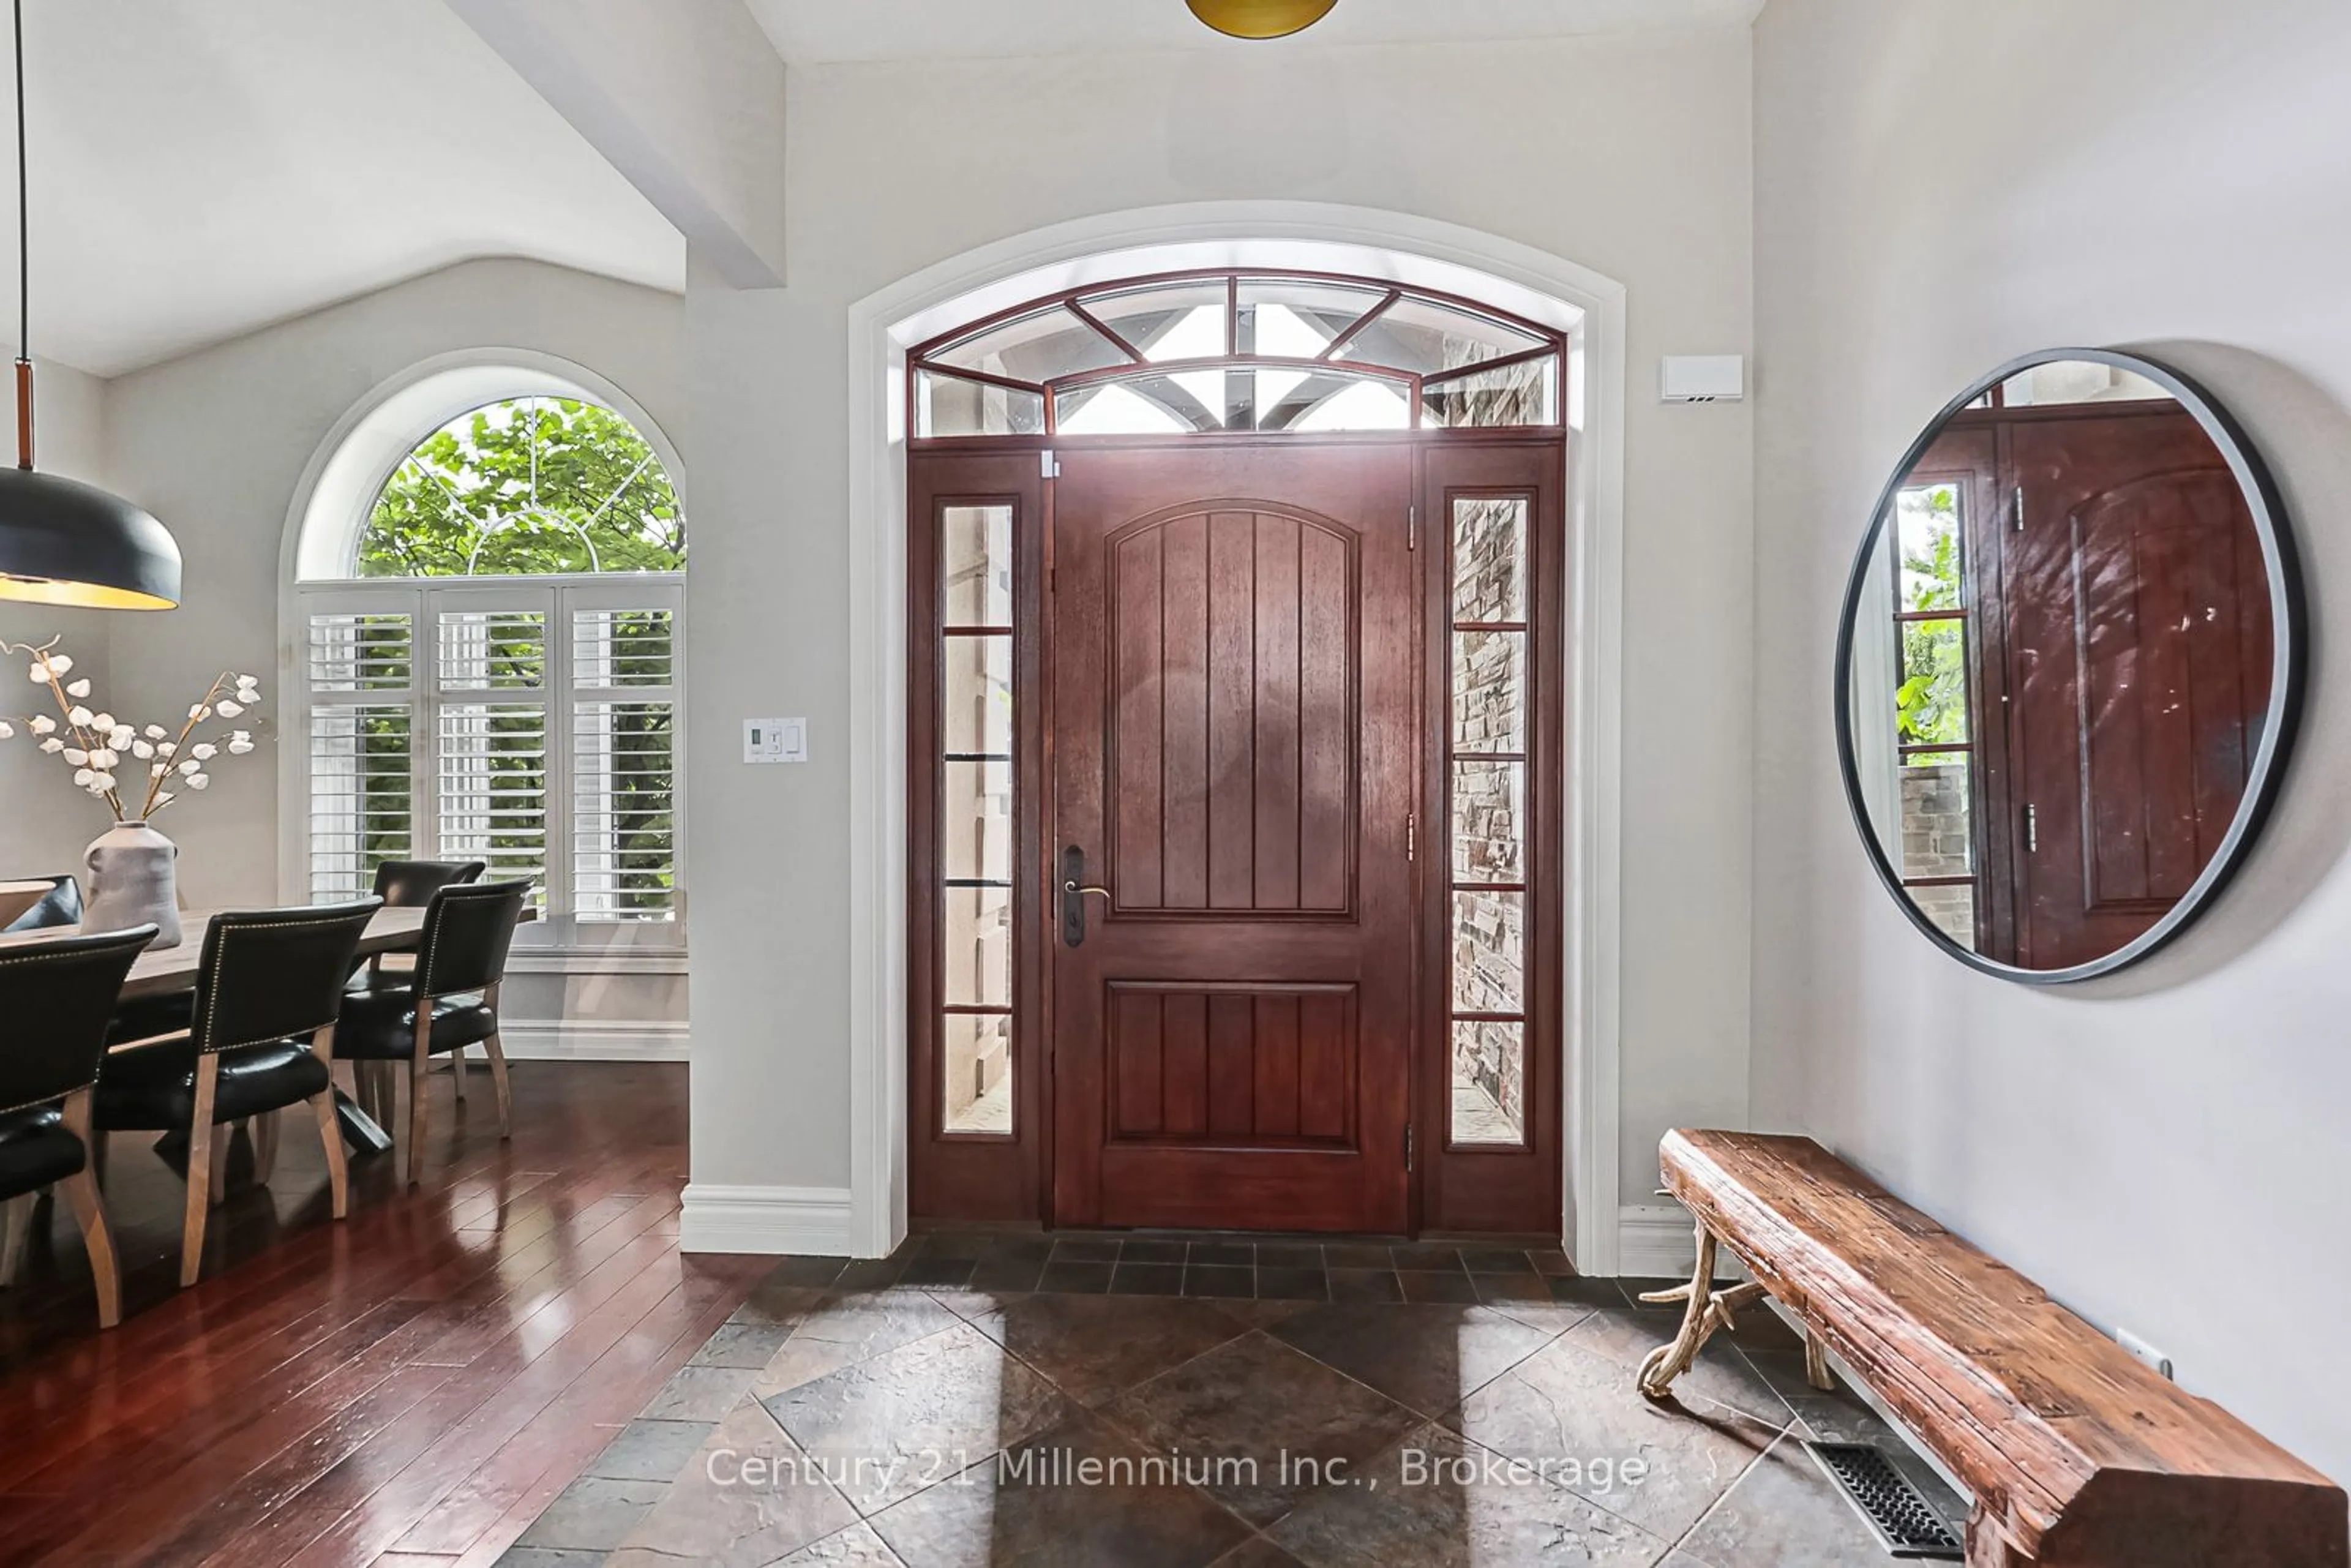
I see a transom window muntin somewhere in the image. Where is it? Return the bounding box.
[910,270,1565,440]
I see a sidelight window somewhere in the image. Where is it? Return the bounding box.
[937,503,1018,1135]
[1888,481,1979,950]
[1447,495,1533,1147]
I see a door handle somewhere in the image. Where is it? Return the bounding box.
[1060,846,1109,947]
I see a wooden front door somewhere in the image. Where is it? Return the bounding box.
[1048,443,1417,1232]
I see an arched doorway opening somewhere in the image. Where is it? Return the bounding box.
[907,268,1567,1236]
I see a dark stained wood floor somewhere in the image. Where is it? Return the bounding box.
[0,1060,770,1567]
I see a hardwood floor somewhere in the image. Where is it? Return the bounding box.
[0,1060,769,1567]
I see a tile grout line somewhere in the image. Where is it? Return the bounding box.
[1654,1419,1807,1566]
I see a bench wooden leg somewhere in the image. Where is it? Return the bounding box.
[1637,1218,1769,1400]
[1804,1329,1835,1391]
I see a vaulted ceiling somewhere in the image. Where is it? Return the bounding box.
[7,0,681,376]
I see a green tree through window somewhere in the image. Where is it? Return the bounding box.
[358,399,684,578]
[1895,483,1968,752]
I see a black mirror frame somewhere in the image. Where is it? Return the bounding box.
[1832,347,2306,984]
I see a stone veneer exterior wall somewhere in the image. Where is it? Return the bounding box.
[1900,762,1976,948]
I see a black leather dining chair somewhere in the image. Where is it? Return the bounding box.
[2,874,82,933]
[372,860,489,907]
[93,899,380,1288]
[0,923,156,1327]
[333,880,526,1187]
[354,859,486,987]
[351,860,487,1109]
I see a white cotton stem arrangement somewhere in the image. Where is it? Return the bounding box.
[0,636,264,822]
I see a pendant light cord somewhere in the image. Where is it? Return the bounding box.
[12,0,22,358]
[12,0,30,470]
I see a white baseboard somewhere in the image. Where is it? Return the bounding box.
[496,1020,691,1062]
[1617,1202,1739,1280]
[680,1183,856,1256]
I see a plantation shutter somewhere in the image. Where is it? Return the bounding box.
[431,588,554,915]
[306,590,421,903]
[299,575,685,949]
[568,582,683,925]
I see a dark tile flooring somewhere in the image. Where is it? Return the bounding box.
[503,1231,1970,1567]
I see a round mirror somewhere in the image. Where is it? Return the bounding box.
[1835,350,2303,981]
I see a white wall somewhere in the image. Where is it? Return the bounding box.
[0,358,122,876]
[1753,0,2351,1483]
[90,258,688,1040]
[685,33,1758,1231]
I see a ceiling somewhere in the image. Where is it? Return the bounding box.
[5,0,683,377]
[748,0,1767,64]
[1,0,1772,377]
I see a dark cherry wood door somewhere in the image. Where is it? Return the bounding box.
[2001,407,2274,969]
[1049,442,1417,1232]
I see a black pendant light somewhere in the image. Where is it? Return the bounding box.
[0,0,178,609]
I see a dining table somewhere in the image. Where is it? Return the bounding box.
[0,904,437,1156]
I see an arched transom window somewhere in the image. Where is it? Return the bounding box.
[357,397,685,577]
[910,271,1564,438]
[298,389,686,949]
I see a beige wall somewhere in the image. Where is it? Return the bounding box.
[1753,0,2351,1483]
[685,32,1760,1226]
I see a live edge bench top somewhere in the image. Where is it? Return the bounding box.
[1657,1128,2346,1568]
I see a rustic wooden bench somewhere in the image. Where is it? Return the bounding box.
[1640,1129,2347,1568]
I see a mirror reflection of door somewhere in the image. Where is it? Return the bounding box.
[902,270,1567,1236]
[1868,364,2275,971]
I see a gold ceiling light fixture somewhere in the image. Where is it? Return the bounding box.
[1186,0,1338,41]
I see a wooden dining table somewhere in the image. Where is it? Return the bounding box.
[0,904,432,1000]
[0,905,437,1155]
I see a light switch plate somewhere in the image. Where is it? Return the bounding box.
[744,716,808,764]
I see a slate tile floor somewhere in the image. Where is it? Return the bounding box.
[504,1231,1969,1567]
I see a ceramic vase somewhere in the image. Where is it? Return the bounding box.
[82,818,181,949]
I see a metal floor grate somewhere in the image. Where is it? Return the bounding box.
[1804,1441,1964,1559]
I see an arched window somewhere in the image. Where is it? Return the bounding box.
[908,271,1562,438]
[356,397,685,577]
[296,377,686,950]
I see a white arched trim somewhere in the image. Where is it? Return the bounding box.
[819,201,1626,1270]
